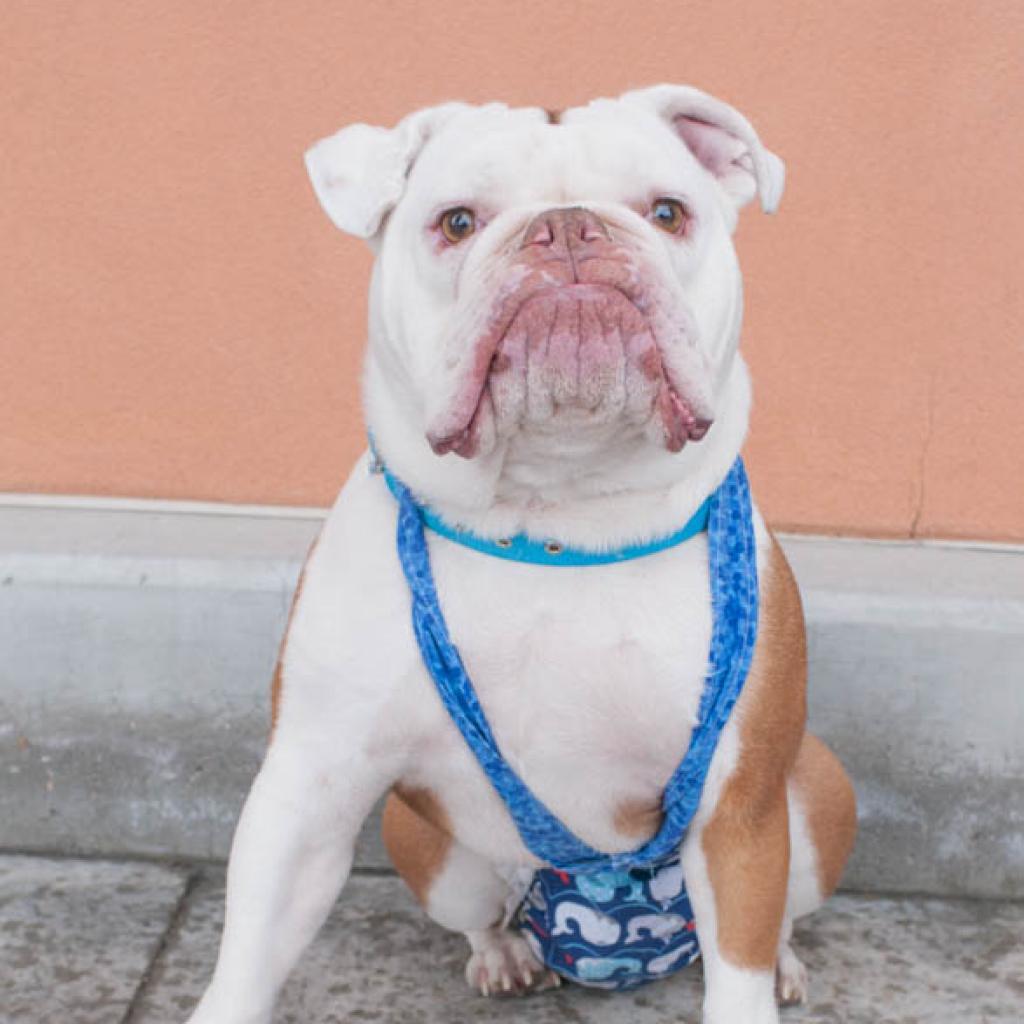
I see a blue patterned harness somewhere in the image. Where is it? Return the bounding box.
[386,458,759,990]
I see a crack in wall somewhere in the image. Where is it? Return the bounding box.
[909,373,936,538]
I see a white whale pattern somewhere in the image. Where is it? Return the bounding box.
[625,912,689,944]
[575,956,646,982]
[571,977,621,990]
[648,859,686,905]
[551,901,622,946]
[647,941,699,975]
[575,869,646,904]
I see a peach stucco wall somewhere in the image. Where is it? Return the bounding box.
[3,2,1022,540]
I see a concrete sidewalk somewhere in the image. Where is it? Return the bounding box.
[3,855,1021,1024]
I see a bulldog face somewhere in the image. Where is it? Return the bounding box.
[307,86,783,479]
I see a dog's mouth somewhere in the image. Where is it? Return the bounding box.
[426,281,712,460]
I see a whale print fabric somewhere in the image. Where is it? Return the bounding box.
[516,859,700,989]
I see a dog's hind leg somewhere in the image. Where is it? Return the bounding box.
[777,732,857,1005]
[382,788,559,996]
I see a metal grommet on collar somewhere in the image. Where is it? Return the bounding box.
[544,541,564,556]
[366,436,383,475]
[495,538,513,549]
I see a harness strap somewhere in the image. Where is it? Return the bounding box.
[391,459,759,874]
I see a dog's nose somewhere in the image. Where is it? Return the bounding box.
[521,207,610,249]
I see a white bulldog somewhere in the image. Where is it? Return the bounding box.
[186,85,856,1024]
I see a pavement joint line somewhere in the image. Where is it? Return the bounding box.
[349,865,400,878]
[826,884,1024,907]
[0,847,408,878]
[119,867,204,1024]
[4,850,1024,907]
[0,846,222,869]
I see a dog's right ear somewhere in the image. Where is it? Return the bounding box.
[305,102,470,239]
[620,85,784,215]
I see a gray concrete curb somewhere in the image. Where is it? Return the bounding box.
[1,499,1022,898]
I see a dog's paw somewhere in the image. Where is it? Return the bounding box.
[776,941,809,1006]
[465,929,561,997]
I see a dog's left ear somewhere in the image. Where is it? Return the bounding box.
[620,84,785,214]
[305,102,471,239]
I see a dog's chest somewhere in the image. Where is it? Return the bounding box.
[409,533,714,861]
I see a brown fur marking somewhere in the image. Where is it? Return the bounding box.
[269,536,319,736]
[381,785,454,906]
[545,108,562,125]
[792,733,858,898]
[614,796,662,840]
[702,537,808,970]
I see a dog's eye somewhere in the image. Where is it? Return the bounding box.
[649,198,687,235]
[439,207,476,244]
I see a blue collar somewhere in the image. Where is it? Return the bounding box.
[372,455,711,567]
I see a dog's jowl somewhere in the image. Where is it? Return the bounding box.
[186,85,856,1024]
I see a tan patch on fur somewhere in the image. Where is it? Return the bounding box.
[792,733,857,897]
[545,108,562,125]
[614,796,662,840]
[381,785,454,906]
[269,536,319,737]
[702,537,808,970]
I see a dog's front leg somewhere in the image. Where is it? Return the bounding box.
[683,787,789,1024]
[186,736,393,1024]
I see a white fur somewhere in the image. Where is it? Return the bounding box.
[787,780,826,920]
[188,86,796,1024]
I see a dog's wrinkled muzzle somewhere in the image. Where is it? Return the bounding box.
[427,207,712,459]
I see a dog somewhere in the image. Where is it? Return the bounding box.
[186,84,857,1024]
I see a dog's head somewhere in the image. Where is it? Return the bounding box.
[307,86,782,506]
